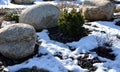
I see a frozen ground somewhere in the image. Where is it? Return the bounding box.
[0,0,120,72]
[0,0,56,8]
[0,0,83,8]
[6,19,120,72]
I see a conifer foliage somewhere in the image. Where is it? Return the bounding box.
[57,8,85,38]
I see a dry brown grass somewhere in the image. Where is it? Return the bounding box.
[55,1,80,10]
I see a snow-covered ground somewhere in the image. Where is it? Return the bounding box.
[0,0,120,72]
[0,0,83,8]
[6,19,120,72]
[0,0,56,8]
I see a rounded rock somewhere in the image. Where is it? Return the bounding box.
[0,23,37,59]
[81,0,115,21]
[19,3,60,31]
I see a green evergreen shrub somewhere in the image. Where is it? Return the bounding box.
[57,8,85,38]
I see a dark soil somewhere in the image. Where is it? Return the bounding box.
[54,52,63,59]
[54,52,102,72]
[116,34,120,39]
[68,46,76,51]
[43,0,54,1]
[90,46,116,60]
[17,66,49,72]
[77,53,102,72]
[48,26,89,43]
[115,20,120,26]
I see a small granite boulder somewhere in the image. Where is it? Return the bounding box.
[0,23,37,59]
[81,0,115,21]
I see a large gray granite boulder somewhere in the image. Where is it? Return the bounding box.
[0,23,37,59]
[19,3,60,31]
[81,0,115,21]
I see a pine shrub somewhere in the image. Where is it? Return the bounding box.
[57,8,85,38]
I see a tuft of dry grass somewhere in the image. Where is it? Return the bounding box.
[56,0,80,10]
